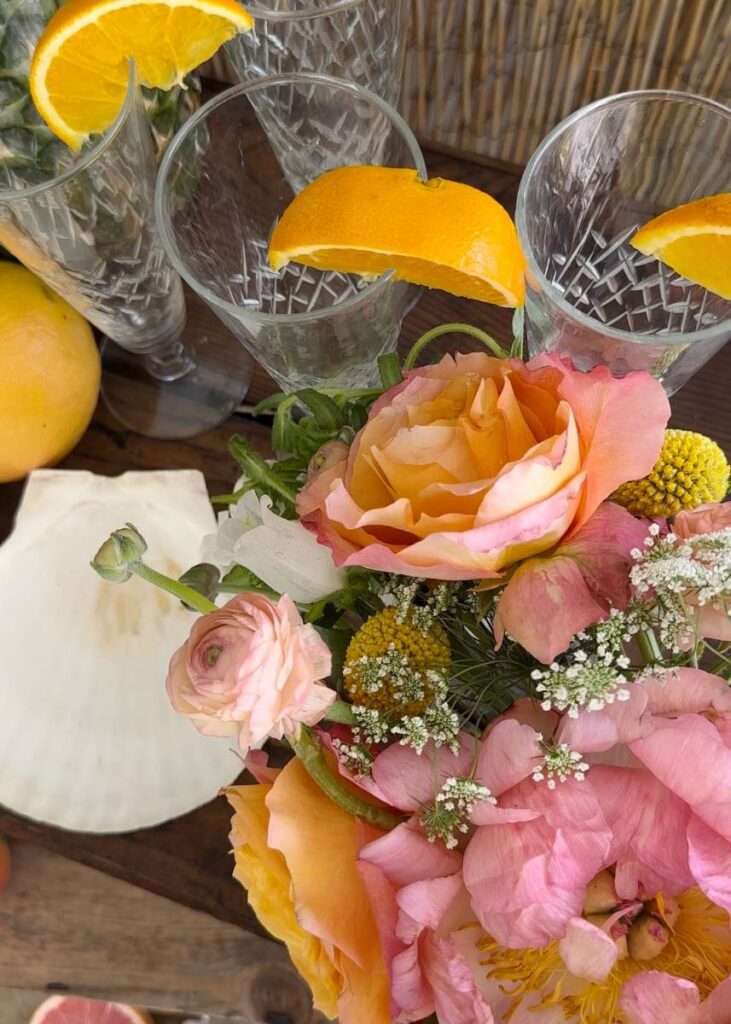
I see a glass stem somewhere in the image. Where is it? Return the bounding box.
[144,334,197,382]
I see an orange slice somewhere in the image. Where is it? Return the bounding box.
[631,192,731,300]
[30,0,253,149]
[29,996,153,1024]
[269,166,526,307]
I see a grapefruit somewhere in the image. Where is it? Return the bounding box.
[0,263,100,483]
[29,997,153,1024]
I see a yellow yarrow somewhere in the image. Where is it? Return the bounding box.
[613,429,729,517]
[344,608,451,716]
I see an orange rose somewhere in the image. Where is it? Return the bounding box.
[298,352,669,581]
[226,757,391,1024]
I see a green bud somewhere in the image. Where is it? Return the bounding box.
[91,523,147,583]
[178,563,221,608]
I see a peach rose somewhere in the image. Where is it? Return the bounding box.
[298,352,670,661]
[166,592,334,748]
[226,756,391,1024]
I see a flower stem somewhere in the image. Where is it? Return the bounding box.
[404,322,509,369]
[290,728,404,830]
[131,562,218,615]
[637,627,663,665]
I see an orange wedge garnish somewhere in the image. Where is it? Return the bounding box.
[631,193,731,300]
[30,0,253,149]
[269,166,526,307]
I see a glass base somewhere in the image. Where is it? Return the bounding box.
[100,300,254,440]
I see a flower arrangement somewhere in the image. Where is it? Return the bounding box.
[93,323,731,1024]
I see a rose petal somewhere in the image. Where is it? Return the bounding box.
[559,916,618,982]
[494,553,606,662]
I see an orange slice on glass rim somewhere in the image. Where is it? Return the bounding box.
[631,192,731,300]
[268,165,526,307]
[30,0,253,149]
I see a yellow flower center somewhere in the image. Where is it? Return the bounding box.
[343,608,451,715]
[477,887,730,1023]
[613,428,730,517]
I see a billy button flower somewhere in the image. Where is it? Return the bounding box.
[343,608,451,716]
[613,428,729,517]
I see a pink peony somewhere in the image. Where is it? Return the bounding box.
[459,674,731,1022]
[298,352,669,662]
[166,592,334,748]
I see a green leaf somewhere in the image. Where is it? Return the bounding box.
[510,306,525,360]
[228,435,297,513]
[294,389,343,432]
[271,395,299,454]
[218,565,280,600]
[378,352,403,389]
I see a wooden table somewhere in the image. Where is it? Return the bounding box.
[0,147,729,1018]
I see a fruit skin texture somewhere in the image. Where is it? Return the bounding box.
[0,263,100,483]
[631,192,731,300]
[0,835,10,892]
[269,165,526,307]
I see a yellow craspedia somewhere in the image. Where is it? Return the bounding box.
[613,428,729,517]
[344,608,451,716]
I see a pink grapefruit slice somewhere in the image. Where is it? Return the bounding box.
[29,997,153,1024]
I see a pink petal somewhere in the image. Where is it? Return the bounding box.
[687,814,731,914]
[360,821,462,888]
[701,976,731,1024]
[590,765,693,898]
[244,749,280,783]
[559,916,618,982]
[620,971,702,1024]
[494,554,606,662]
[391,943,433,1020]
[638,668,731,716]
[557,683,649,753]
[475,718,543,796]
[630,716,731,843]
[550,359,670,530]
[422,932,494,1024]
[357,858,403,973]
[371,735,477,812]
[396,874,464,943]
[560,502,649,609]
[464,778,611,946]
[674,502,731,540]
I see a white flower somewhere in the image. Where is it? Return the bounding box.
[201,489,346,604]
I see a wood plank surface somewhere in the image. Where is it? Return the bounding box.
[0,842,314,1021]
[0,147,729,937]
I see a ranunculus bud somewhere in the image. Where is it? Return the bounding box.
[308,439,351,480]
[91,524,147,583]
[628,912,671,961]
[582,870,620,915]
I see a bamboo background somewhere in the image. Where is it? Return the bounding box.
[208,0,731,167]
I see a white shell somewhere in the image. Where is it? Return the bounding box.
[0,469,242,834]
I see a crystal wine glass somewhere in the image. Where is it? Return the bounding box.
[225,0,409,108]
[0,58,252,439]
[516,90,731,395]
[155,72,426,391]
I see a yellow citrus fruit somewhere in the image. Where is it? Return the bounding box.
[0,263,100,483]
[30,0,253,149]
[631,192,731,300]
[269,165,526,307]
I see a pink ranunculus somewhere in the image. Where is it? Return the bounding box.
[166,592,334,748]
[298,352,668,662]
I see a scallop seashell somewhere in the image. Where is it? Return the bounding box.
[0,469,242,833]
